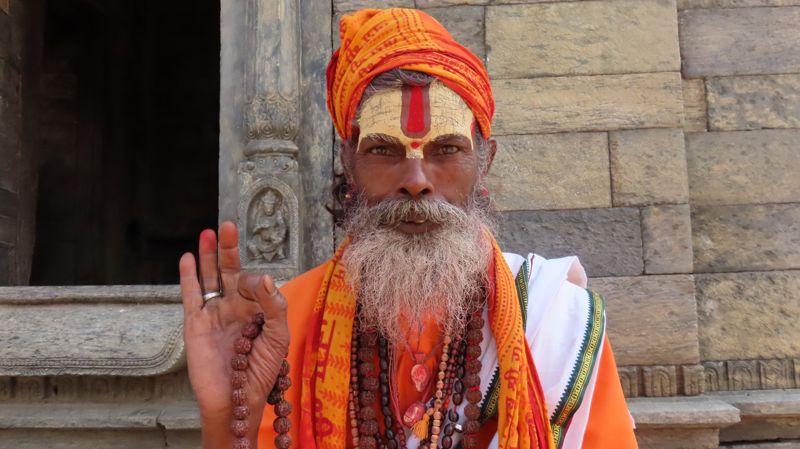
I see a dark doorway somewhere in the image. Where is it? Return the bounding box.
[29,0,220,284]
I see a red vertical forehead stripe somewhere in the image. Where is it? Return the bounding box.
[326,8,494,141]
[400,85,430,138]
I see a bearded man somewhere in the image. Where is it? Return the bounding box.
[179,8,638,449]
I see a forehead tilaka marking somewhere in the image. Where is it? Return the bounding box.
[400,85,431,139]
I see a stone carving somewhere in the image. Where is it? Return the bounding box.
[728,360,759,391]
[618,366,640,398]
[643,365,678,397]
[16,377,46,401]
[759,359,793,390]
[682,364,705,396]
[0,286,186,376]
[247,92,300,143]
[247,189,288,262]
[0,377,11,400]
[243,0,301,149]
[238,158,301,280]
[49,376,80,401]
[703,361,728,392]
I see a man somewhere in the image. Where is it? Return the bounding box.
[179,8,638,449]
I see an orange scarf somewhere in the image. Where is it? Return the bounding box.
[299,236,555,449]
[326,8,494,141]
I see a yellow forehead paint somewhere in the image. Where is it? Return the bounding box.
[357,81,474,159]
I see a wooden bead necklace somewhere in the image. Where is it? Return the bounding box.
[229,312,293,449]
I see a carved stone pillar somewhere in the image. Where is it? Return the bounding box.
[220,0,305,280]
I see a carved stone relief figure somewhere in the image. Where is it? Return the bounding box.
[247,189,288,262]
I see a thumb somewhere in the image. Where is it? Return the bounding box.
[237,273,287,324]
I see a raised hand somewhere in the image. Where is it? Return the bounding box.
[179,221,290,448]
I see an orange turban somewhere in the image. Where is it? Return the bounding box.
[326,8,494,141]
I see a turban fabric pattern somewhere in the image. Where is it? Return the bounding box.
[325,8,495,141]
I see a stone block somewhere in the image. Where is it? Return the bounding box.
[628,396,741,428]
[493,72,684,135]
[487,0,680,78]
[333,0,413,13]
[696,271,800,360]
[723,443,800,449]
[417,0,488,6]
[683,364,706,396]
[642,205,693,274]
[635,428,720,449]
[0,285,185,376]
[683,78,708,133]
[421,6,485,61]
[721,417,800,443]
[619,366,641,397]
[679,7,800,77]
[643,365,679,397]
[498,207,643,277]
[487,133,610,211]
[589,275,700,366]
[707,74,800,131]
[686,130,800,206]
[610,128,689,206]
[679,0,800,8]
[0,430,165,449]
[692,203,800,272]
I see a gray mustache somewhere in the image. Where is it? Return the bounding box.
[371,199,468,226]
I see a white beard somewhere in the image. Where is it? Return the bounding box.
[341,196,494,345]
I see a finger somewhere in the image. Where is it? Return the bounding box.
[238,274,287,321]
[179,252,203,313]
[198,229,221,294]
[218,221,240,293]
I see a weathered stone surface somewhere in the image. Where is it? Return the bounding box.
[589,275,700,366]
[493,72,684,135]
[421,6,485,61]
[721,417,800,443]
[498,208,643,277]
[0,286,185,376]
[712,389,800,419]
[642,205,693,274]
[679,0,800,8]
[643,366,679,397]
[0,403,160,428]
[723,443,800,449]
[628,396,740,428]
[0,430,165,449]
[635,428,719,449]
[164,430,202,449]
[158,402,201,430]
[683,79,708,133]
[707,74,800,131]
[487,0,680,78]
[679,7,800,77]
[686,130,800,206]
[696,271,800,360]
[610,128,689,206]
[417,0,488,6]
[487,133,610,211]
[692,204,800,272]
[333,0,413,13]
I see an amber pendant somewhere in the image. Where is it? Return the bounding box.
[410,363,430,392]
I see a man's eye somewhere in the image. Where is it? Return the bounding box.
[439,145,461,155]
[367,146,392,155]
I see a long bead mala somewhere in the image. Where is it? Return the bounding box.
[230,312,293,449]
[349,308,485,449]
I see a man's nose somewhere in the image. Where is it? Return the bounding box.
[397,158,434,199]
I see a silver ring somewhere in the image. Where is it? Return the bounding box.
[203,291,223,302]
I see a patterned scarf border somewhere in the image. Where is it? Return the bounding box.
[550,289,606,448]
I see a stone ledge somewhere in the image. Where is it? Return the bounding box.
[710,390,800,419]
[0,286,185,376]
[628,396,741,429]
[0,403,163,429]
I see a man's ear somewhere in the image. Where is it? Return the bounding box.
[482,138,498,177]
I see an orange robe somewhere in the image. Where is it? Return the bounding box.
[258,262,638,449]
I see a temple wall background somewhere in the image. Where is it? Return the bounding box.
[1,0,799,448]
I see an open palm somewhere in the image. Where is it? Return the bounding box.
[179,221,290,444]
